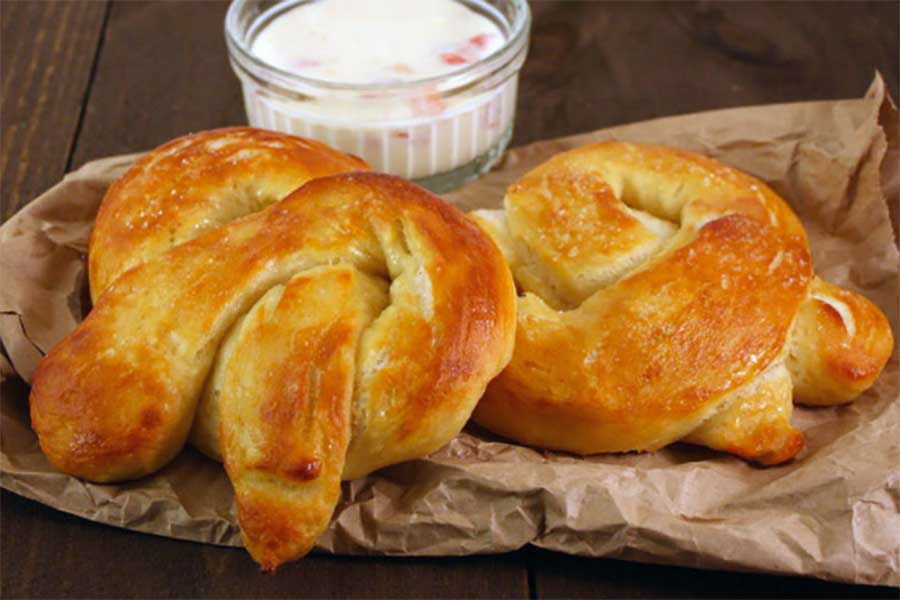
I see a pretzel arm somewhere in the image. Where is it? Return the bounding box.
[787,277,893,405]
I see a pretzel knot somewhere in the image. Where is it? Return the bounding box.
[471,142,892,465]
[30,129,516,570]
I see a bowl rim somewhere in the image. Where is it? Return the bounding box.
[224,0,532,94]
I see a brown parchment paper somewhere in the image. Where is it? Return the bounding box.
[1,74,898,586]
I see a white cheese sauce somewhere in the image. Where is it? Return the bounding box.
[251,0,506,85]
[236,0,525,183]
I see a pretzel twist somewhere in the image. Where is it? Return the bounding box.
[89,127,370,301]
[471,142,892,465]
[30,130,516,570]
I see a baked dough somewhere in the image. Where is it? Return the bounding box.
[31,163,516,570]
[470,142,892,465]
[88,127,368,301]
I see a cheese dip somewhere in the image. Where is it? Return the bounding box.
[251,0,506,85]
[226,0,531,190]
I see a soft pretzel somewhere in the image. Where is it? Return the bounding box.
[87,128,372,461]
[88,127,368,301]
[31,155,516,568]
[470,142,892,465]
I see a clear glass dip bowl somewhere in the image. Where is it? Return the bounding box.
[225,0,531,192]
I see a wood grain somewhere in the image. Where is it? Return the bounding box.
[516,1,899,145]
[0,0,108,220]
[2,0,899,597]
[0,488,527,599]
[69,0,245,168]
[527,548,897,599]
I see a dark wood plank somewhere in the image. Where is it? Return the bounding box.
[0,0,108,221]
[0,489,527,599]
[69,0,245,168]
[69,0,900,164]
[527,548,897,599]
[4,1,899,598]
[515,0,900,145]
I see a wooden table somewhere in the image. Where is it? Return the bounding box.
[2,1,898,597]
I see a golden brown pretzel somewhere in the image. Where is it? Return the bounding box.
[30,136,516,569]
[87,128,371,461]
[88,127,368,301]
[470,142,892,465]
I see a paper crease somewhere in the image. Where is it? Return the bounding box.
[1,76,897,585]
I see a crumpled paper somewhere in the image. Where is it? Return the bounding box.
[1,74,897,586]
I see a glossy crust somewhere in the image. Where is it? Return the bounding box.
[88,127,369,301]
[470,142,893,465]
[221,267,387,570]
[31,172,517,570]
[787,277,894,405]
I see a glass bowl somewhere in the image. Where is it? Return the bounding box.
[225,0,531,192]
